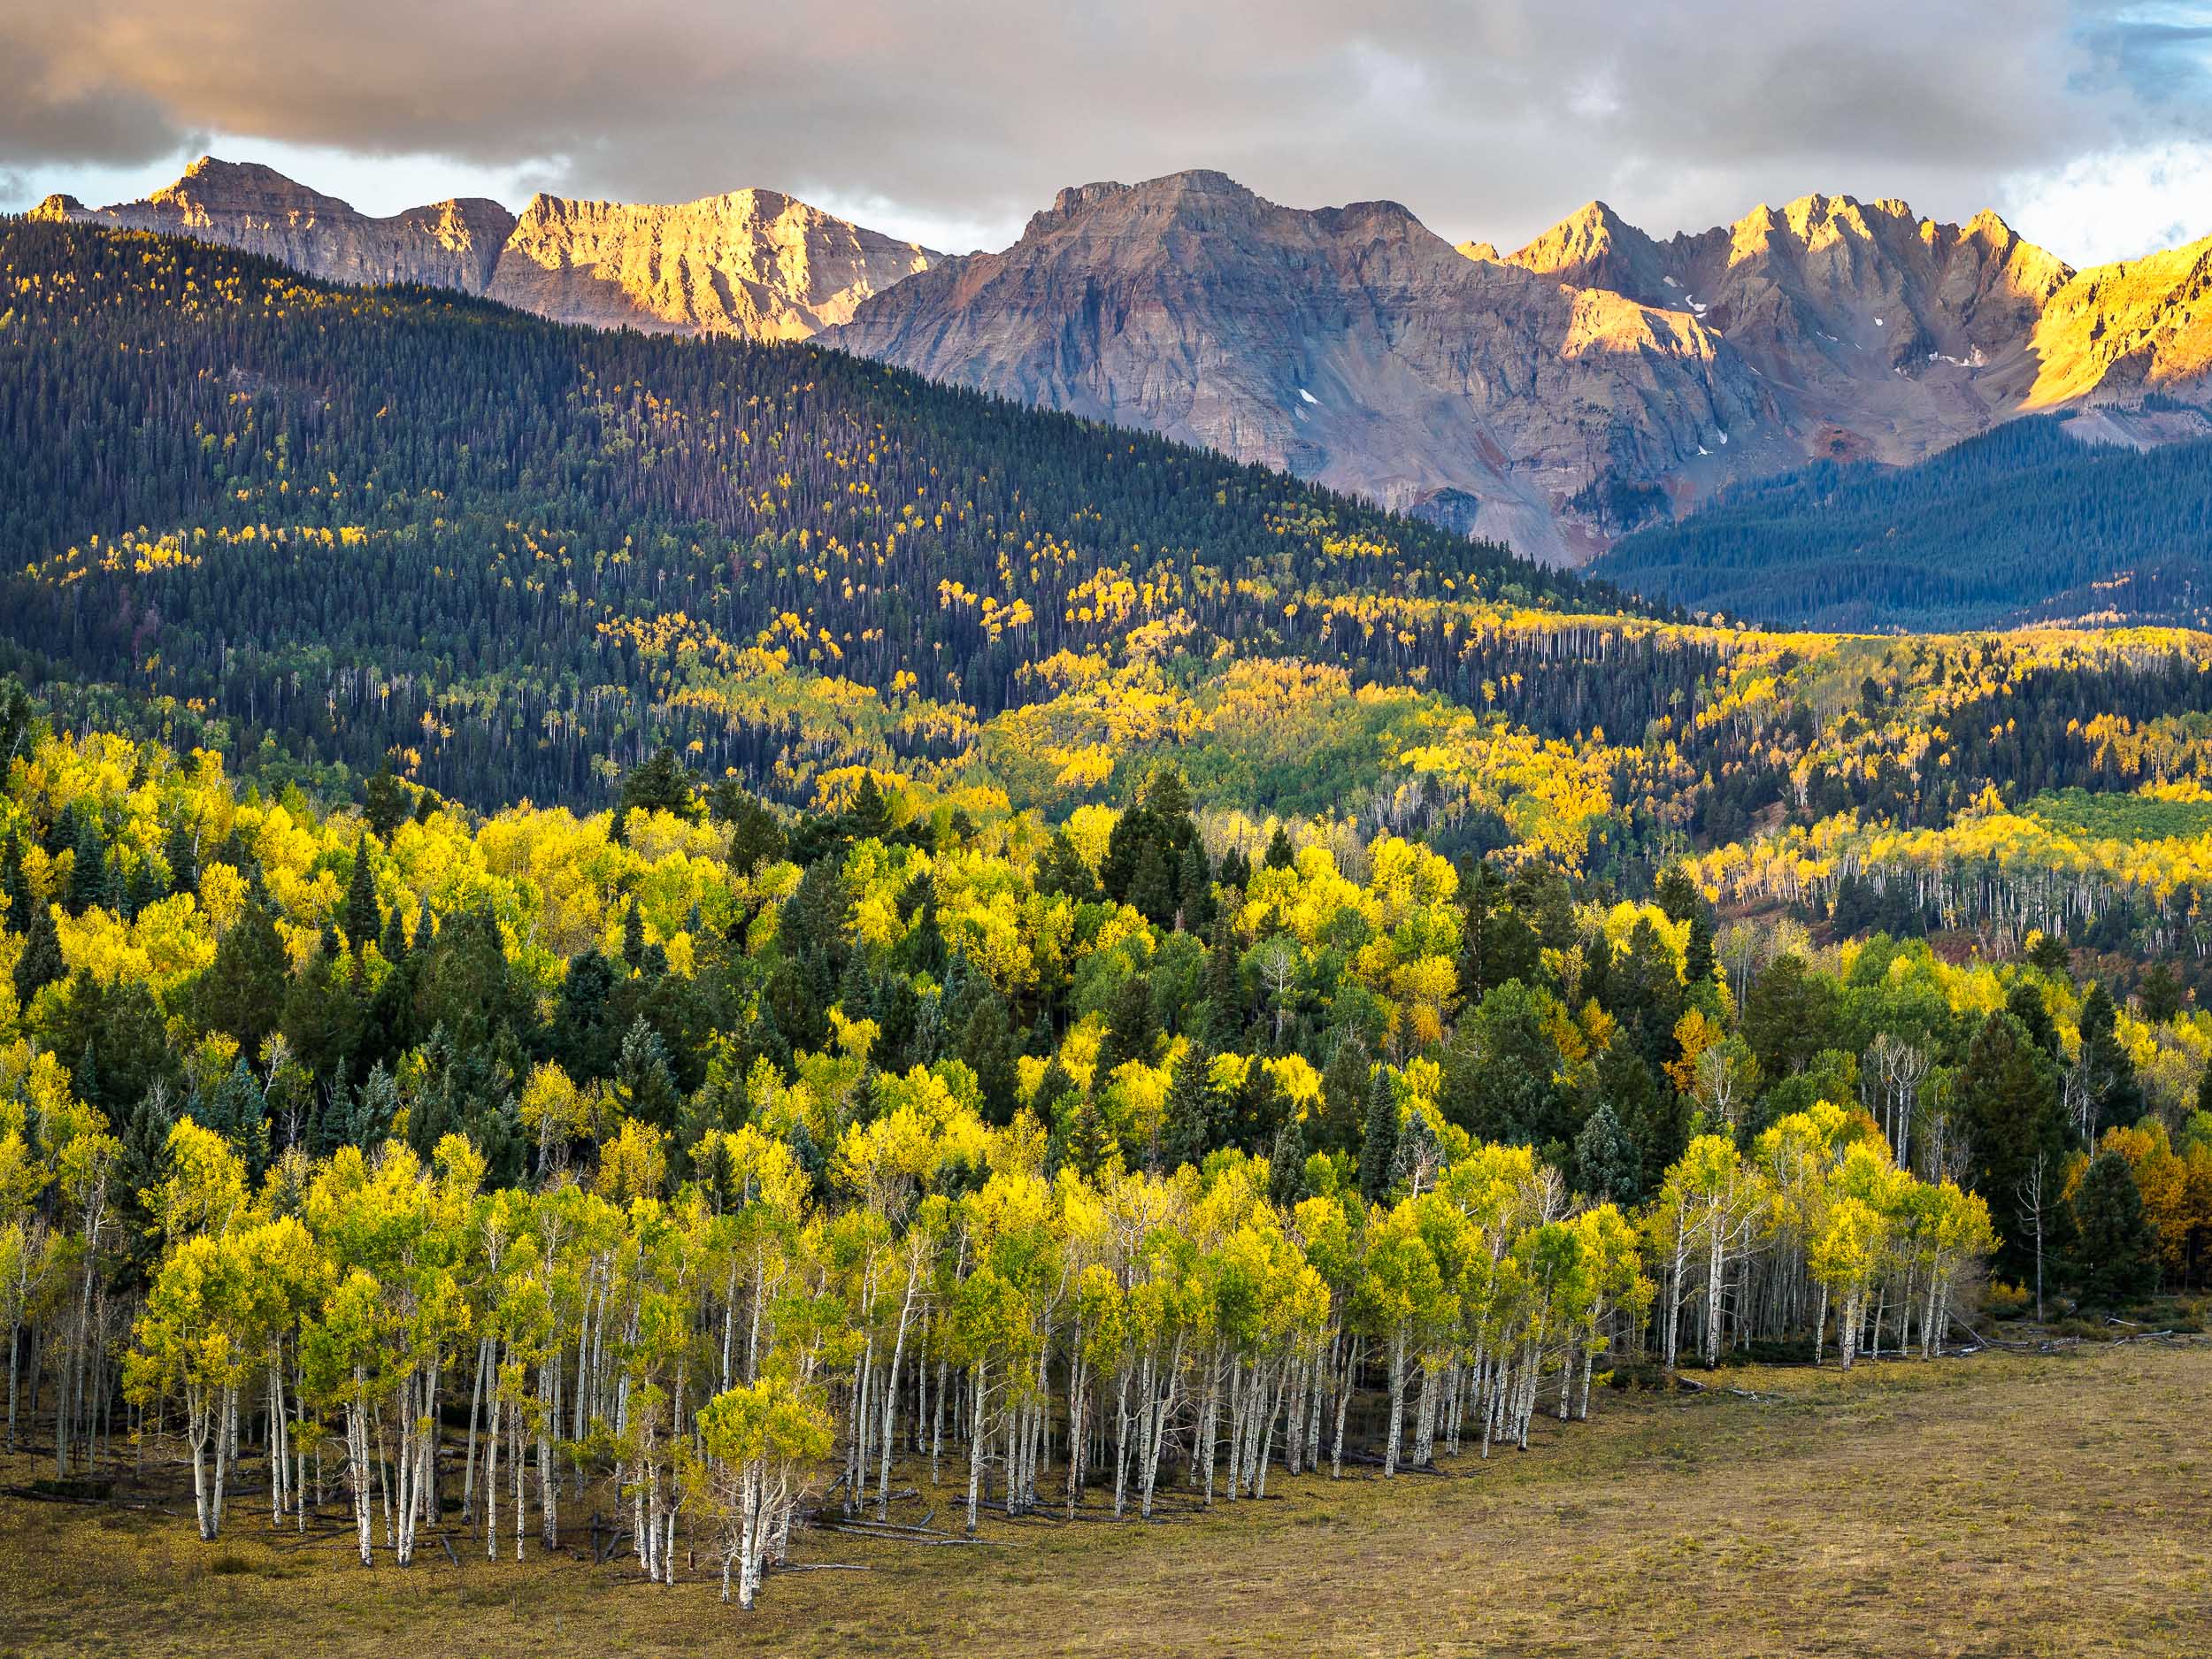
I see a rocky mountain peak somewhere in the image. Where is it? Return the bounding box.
[489,186,936,338]
[829,172,1762,565]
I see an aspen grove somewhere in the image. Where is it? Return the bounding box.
[0,718,2038,1612]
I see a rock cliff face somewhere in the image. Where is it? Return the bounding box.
[34,157,935,342]
[1505,194,2076,465]
[825,171,1773,564]
[2024,234,2212,408]
[486,188,933,339]
[33,157,515,292]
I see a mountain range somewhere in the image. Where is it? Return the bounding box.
[33,155,2212,576]
[33,156,937,342]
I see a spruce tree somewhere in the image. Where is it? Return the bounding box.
[2071,1150,2159,1307]
[1036,828,1100,903]
[363,764,411,841]
[65,812,108,914]
[0,828,27,921]
[616,1015,682,1129]
[1128,839,1176,928]
[13,896,64,1005]
[1317,1038,1368,1156]
[1098,973,1159,1074]
[957,991,1020,1126]
[1266,1118,1307,1210]
[1178,840,1216,933]
[1064,1093,1110,1181]
[1573,1101,1640,1204]
[1357,1067,1400,1204]
[342,837,379,953]
[1158,1042,1218,1172]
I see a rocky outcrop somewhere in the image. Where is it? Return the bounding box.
[1506,194,2077,466]
[33,157,935,343]
[486,188,934,339]
[2024,234,2212,408]
[33,157,515,292]
[826,171,1774,564]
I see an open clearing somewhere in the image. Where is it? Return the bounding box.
[3,1341,2207,1659]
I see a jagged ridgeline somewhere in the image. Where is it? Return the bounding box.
[0,219,1657,810]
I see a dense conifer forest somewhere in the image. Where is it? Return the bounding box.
[4,219,2212,1617]
[1592,415,2212,632]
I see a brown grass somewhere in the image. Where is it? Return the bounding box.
[3,1341,2208,1658]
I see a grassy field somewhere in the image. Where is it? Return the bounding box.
[3,1340,2207,1658]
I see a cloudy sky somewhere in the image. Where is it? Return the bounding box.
[6,1,2211,265]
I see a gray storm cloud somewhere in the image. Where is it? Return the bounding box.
[5,0,2209,253]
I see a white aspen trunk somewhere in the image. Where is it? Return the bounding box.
[964,1359,987,1535]
[878,1277,916,1518]
[484,1388,502,1560]
[1704,1208,1727,1369]
[189,1394,215,1540]
[736,1466,760,1610]
[1383,1329,1407,1478]
[462,1333,489,1522]
[1330,1336,1356,1479]
[1111,1364,1132,1518]
[348,1389,373,1566]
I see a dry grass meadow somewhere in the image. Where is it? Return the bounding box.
[3,1340,2207,1658]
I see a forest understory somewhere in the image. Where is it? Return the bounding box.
[3,1338,2206,1659]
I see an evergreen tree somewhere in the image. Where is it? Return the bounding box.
[1127,839,1176,929]
[615,745,699,836]
[1958,1010,2068,1281]
[616,1014,682,1130]
[65,812,108,914]
[709,781,787,874]
[1316,1038,1368,1156]
[1263,826,1296,870]
[1217,845,1252,894]
[363,764,411,841]
[2071,1149,2159,1306]
[2007,979,2062,1062]
[1035,828,1100,903]
[1098,973,1159,1074]
[2025,932,2073,978]
[2139,962,2183,1025]
[1573,1100,1640,1204]
[13,895,63,1005]
[342,836,379,953]
[849,775,892,841]
[1357,1067,1400,1204]
[1266,1118,1308,1210]
[0,827,28,922]
[2078,984,2144,1135]
[1389,1102,1444,1196]
[1177,840,1216,933]
[956,990,1020,1127]
[349,1061,401,1148]
[1158,1042,1219,1172]
[1063,1092,1110,1182]
[192,899,290,1054]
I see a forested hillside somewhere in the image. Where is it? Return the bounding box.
[1591,415,2212,632]
[0,219,1610,809]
